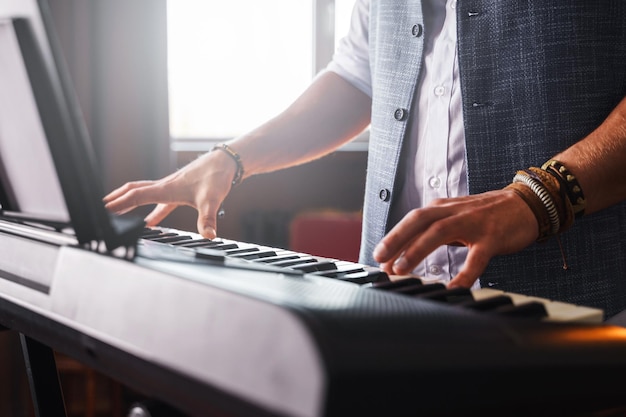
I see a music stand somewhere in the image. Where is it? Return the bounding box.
[0,0,144,253]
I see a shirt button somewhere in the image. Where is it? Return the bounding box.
[429,265,442,276]
[434,85,445,97]
[411,24,423,37]
[394,108,407,121]
[451,0,457,9]
[428,176,442,189]
[379,188,391,202]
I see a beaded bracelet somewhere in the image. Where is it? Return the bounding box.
[212,143,244,186]
[541,159,586,218]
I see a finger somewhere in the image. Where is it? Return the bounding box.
[103,181,154,203]
[196,202,219,239]
[447,246,491,289]
[144,203,177,227]
[390,215,463,275]
[373,207,445,263]
[378,261,395,275]
[105,182,178,214]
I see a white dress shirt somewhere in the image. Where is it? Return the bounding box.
[327,0,476,286]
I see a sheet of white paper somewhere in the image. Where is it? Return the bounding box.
[0,20,69,222]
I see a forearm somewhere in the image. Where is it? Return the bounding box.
[554,96,626,215]
[227,71,372,179]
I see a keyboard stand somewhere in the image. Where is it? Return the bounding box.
[20,333,68,417]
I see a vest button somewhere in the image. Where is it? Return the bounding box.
[411,24,423,37]
[379,189,391,202]
[394,108,407,121]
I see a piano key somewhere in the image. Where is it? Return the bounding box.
[491,301,549,320]
[170,238,216,247]
[369,277,423,290]
[269,257,318,268]
[200,243,239,251]
[460,295,514,311]
[150,235,193,244]
[177,240,231,249]
[395,282,446,295]
[224,247,260,256]
[290,261,338,273]
[314,265,364,278]
[255,253,302,264]
[331,268,388,284]
[141,228,165,238]
[142,232,179,240]
[414,287,474,304]
[319,261,386,278]
[229,250,278,260]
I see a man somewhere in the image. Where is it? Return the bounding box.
[105,0,626,319]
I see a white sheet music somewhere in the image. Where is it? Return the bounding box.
[0,20,69,222]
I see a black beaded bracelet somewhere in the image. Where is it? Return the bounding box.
[212,143,244,186]
[541,159,586,218]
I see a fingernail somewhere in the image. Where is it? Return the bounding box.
[373,242,388,260]
[393,257,409,273]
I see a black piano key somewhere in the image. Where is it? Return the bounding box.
[270,258,318,268]
[170,238,211,246]
[460,295,514,312]
[142,228,164,238]
[175,239,225,248]
[290,261,338,273]
[414,287,474,304]
[369,277,423,290]
[180,241,239,251]
[315,265,364,278]
[396,282,446,295]
[225,247,260,256]
[326,261,378,275]
[150,235,193,244]
[334,269,389,285]
[254,254,301,264]
[229,250,278,260]
[492,301,549,320]
[142,232,178,240]
[205,243,239,251]
[313,260,365,278]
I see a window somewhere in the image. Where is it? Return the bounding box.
[167,0,360,151]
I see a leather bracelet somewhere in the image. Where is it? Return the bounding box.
[528,166,574,233]
[513,170,560,237]
[541,159,586,218]
[505,182,552,241]
[212,143,244,186]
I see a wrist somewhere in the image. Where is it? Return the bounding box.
[505,159,584,242]
[211,143,244,187]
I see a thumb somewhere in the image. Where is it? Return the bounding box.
[197,206,218,239]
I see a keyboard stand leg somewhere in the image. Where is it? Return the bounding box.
[20,333,68,417]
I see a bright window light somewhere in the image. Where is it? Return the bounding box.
[167,0,357,141]
[167,1,312,139]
